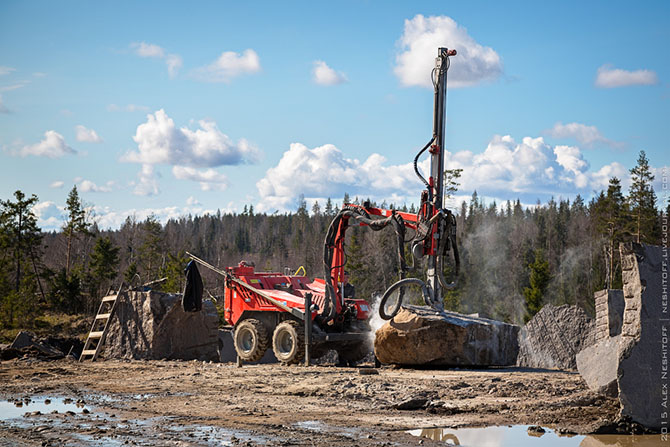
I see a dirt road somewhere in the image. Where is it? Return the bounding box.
[0,357,619,446]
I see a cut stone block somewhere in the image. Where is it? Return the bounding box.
[104,290,219,361]
[374,305,519,366]
[617,243,665,430]
[576,335,620,397]
[517,304,595,371]
[594,289,624,342]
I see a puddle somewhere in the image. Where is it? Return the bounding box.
[408,425,661,446]
[295,420,359,438]
[0,397,89,420]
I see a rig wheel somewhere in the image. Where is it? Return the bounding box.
[272,320,305,365]
[233,319,270,362]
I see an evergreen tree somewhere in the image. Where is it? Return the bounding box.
[324,198,335,216]
[628,150,659,243]
[62,186,90,275]
[443,168,463,199]
[523,249,551,322]
[89,236,120,298]
[138,215,163,281]
[0,191,44,325]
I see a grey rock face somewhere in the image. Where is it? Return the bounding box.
[374,305,519,366]
[517,304,595,371]
[595,289,624,342]
[576,334,621,397]
[617,243,665,430]
[104,291,219,361]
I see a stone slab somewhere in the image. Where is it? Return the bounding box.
[594,289,624,342]
[617,243,665,430]
[374,305,519,366]
[517,304,595,371]
[576,335,620,397]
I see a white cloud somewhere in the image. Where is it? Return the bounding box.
[75,125,103,143]
[131,42,182,78]
[256,136,636,212]
[165,54,183,78]
[192,49,260,82]
[91,204,223,230]
[172,166,229,191]
[545,122,621,148]
[256,143,428,212]
[0,66,16,76]
[312,60,347,85]
[132,164,160,196]
[34,201,64,230]
[0,81,29,92]
[186,196,200,206]
[394,14,502,88]
[124,109,260,168]
[595,65,658,88]
[79,179,114,193]
[132,42,165,58]
[18,131,76,158]
[50,180,65,189]
[107,103,150,112]
[0,95,9,114]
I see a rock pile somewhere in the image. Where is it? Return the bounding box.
[104,290,219,361]
[517,304,595,370]
[374,305,519,366]
[0,331,83,360]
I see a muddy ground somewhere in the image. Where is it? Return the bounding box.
[0,357,620,446]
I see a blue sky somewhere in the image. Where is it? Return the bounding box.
[1,1,668,230]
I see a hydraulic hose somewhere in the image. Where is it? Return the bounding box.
[322,206,407,323]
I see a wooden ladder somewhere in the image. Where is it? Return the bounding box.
[79,285,123,362]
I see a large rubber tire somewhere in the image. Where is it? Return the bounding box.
[233,319,270,362]
[272,320,305,365]
[379,278,429,320]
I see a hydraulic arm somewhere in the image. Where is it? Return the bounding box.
[322,48,460,321]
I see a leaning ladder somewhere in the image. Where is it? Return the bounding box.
[79,285,123,362]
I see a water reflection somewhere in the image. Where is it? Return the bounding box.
[408,426,661,447]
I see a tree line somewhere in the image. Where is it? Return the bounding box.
[0,150,666,329]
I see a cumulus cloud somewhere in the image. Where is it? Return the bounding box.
[256,136,633,212]
[79,179,114,193]
[18,131,76,158]
[50,180,65,189]
[131,42,182,78]
[75,125,102,143]
[192,49,260,82]
[545,122,621,148]
[256,143,428,212]
[186,196,200,206]
[312,60,348,85]
[595,65,658,88]
[132,164,160,196]
[107,103,150,112]
[394,14,502,88]
[172,166,229,191]
[34,201,64,230]
[124,109,260,168]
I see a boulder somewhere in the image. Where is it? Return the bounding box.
[576,335,620,397]
[616,243,665,430]
[104,290,219,361]
[517,304,595,370]
[374,305,519,366]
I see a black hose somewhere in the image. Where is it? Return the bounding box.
[322,206,407,323]
[413,138,434,201]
